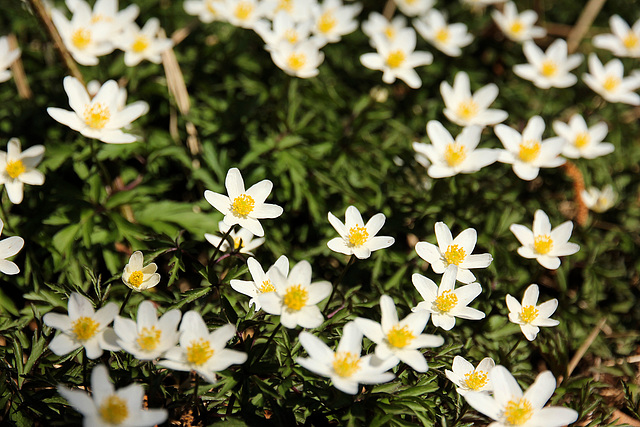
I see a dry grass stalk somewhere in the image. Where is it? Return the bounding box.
[566,0,607,54]
[382,0,396,20]
[8,34,32,99]
[563,161,589,226]
[564,317,607,381]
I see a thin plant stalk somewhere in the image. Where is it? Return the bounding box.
[323,255,356,314]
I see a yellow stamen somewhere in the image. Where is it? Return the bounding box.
[435,28,449,43]
[509,20,524,35]
[5,160,25,179]
[287,53,306,70]
[434,290,458,313]
[259,280,276,293]
[318,11,336,34]
[384,26,396,39]
[332,352,361,377]
[277,0,292,12]
[540,60,557,77]
[128,271,144,288]
[518,140,540,162]
[623,32,639,49]
[230,194,255,217]
[283,284,308,311]
[83,103,111,129]
[533,234,553,255]
[504,397,533,425]
[347,226,369,247]
[386,49,405,68]
[136,326,161,351]
[72,316,99,341]
[131,35,149,53]
[206,0,219,15]
[186,338,214,366]
[444,143,467,167]
[603,75,620,92]
[233,237,244,249]
[285,29,299,44]
[520,305,539,323]
[464,370,488,390]
[234,1,254,20]
[456,99,479,121]
[574,132,590,148]
[386,324,415,348]
[71,28,91,49]
[99,395,129,425]
[444,244,466,266]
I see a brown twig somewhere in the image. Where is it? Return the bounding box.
[563,161,588,226]
[566,0,607,54]
[382,0,396,19]
[563,317,607,382]
[8,34,32,99]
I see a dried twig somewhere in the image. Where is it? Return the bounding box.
[8,34,32,99]
[382,0,396,20]
[566,0,607,54]
[564,317,607,381]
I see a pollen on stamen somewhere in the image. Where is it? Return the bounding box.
[186,338,215,366]
[234,1,254,20]
[509,20,524,35]
[384,26,395,39]
[444,143,467,167]
[318,12,336,34]
[259,280,276,293]
[574,132,590,148]
[287,53,306,71]
[520,305,539,323]
[540,60,557,77]
[332,352,361,378]
[386,50,405,68]
[533,234,553,254]
[504,397,533,425]
[387,324,415,348]
[347,226,369,247]
[131,35,150,53]
[128,270,144,288]
[518,140,540,162]
[464,370,488,390]
[623,32,639,49]
[231,194,255,217]
[435,28,449,43]
[285,29,299,44]
[99,395,129,425]
[136,326,162,351]
[443,244,466,266]
[83,103,111,129]
[283,284,308,311]
[5,160,26,179]
[72,316,99,341]
[603,75,620,92]
[456,99,479,121]
[71,28,91,49]
[434,290,458,313]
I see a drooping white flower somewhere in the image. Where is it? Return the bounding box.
[225,0,274,29]
[412,266,485,331]
[0,138,45,204]
[184,0,228,23]
[495,115,565,181]
[258,260,332,329]
[552,114,613,159]
[355,295,444,372]
[113,300,181,360]
[507,284,560,341]
[47,77,149,144]
[593,15,640,58]
[159,311,247,383]
[361,12,409,47]
[491,2,546,43]
[464,366,579,426]
[394,0,434,17]
[205,220,265,255]
[122,251,161,291]
[0,36,21,83]
[509,209,580,270]
[360,28,433,89]
[204,167,283,237]
[440,71,508,127]
[415,221,493,284]
[254,11,313,48]
[230,255,289,310]
[297,322,396,394]
[114,18,173,66]
[581,185,616,213]
[43,292,119,359]
[413,122,499,178]
[445,355,494,396]
[269,40,325,78]
[582,53,640,105]
[58,364,168,427]
[327,205,394,259]
[413,9,473,57]
[0,219,24,275]
[310,0,361,46]
[514,39,583,89]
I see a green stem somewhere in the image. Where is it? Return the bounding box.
[119,288,133,315]
[0,200,12,232]
[503,336,523,362]
[209,225,235,268]
[323,255,356,314]
[251,324,282,365]
[82,350,89,389]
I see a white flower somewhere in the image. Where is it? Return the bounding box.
[495,115,565,181]
[394,0,434,17]
[361,12,408,47]
[491,2,546,43]
[184,0,228,23]
[122,251,161,291]
[440,71,508,127]
[412,265,485,331]
[47,76,149,144]
[462,0,506,6]
[415,221,493,284]
[464,365,579,426]
[258,260,332,329]
[514,39,583,89]
[413,122,499,178]
[269,40,325,78]
[66,0,140,33]
[552,114,613,159]
[360,28,433,89]
[254,11,312,48]
[43,292,119,359]
[310,0,361,46]
[159,311,248,383]
[0,36,21,83]
[204,167,283,237]
[327,205,394,259]
[58,364,167,427]
[230,255,289,310]
[445,355,494,396]
[509,209,580,270]
[224,0,273,29]
[262,0,313,22]
[583,53,640,105]
[0,219,24,275]
[113,300,181,360]
[581,185,616,213]
[296,322,396,394]
[0,138,45,204]
[205,220,265,255]
[413,9,473,57]
[593,15,640,58]
[355,295,444,372]
[115,18,173,66]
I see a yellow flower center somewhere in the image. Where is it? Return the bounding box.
[5,160,25,179]
[574,131,590,148]
[71,28,91,49]
[456,99,479,121]
[71,316,99,341]
[128,270,144,288]
[509,20,524,35]
[624,32,639,49]
[91,14,112,23]
[603,75,620,92]
[594,197,610,212]
[285,29,299,44]
[259,280,276,293]
[347,225,369,247]
[386,324,415,348]
[186,338,214,366]
[277,0,292,12]
[131,35,149,53]
[444,244,466,266]
[332,352,361,377]
[231,194,255,217]
[136,326,162,351]
[99,395,129,425]
[83,103,111,129]
[540,60,557,77]
[435,28,449,43]
[206,0,219,15]
[233,237,244,250]
[234,1,254,20]
[283,284,308,311]
[384,26,396,39]
[434,289,458,313]
[518,140,540,163]
[520,305,539,323]
[444,143,467,167]
[386,49,405,68]
[504,397,534,425]
[464,370,488,390]
[287,53,306,70]
[533,234,553,254]
[318,11,336,34]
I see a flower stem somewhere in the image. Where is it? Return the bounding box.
[208,225,235,269]
[251,323,282,365]
[119,288,133,315]
[503,336,523,362]
[323,255,356,315]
